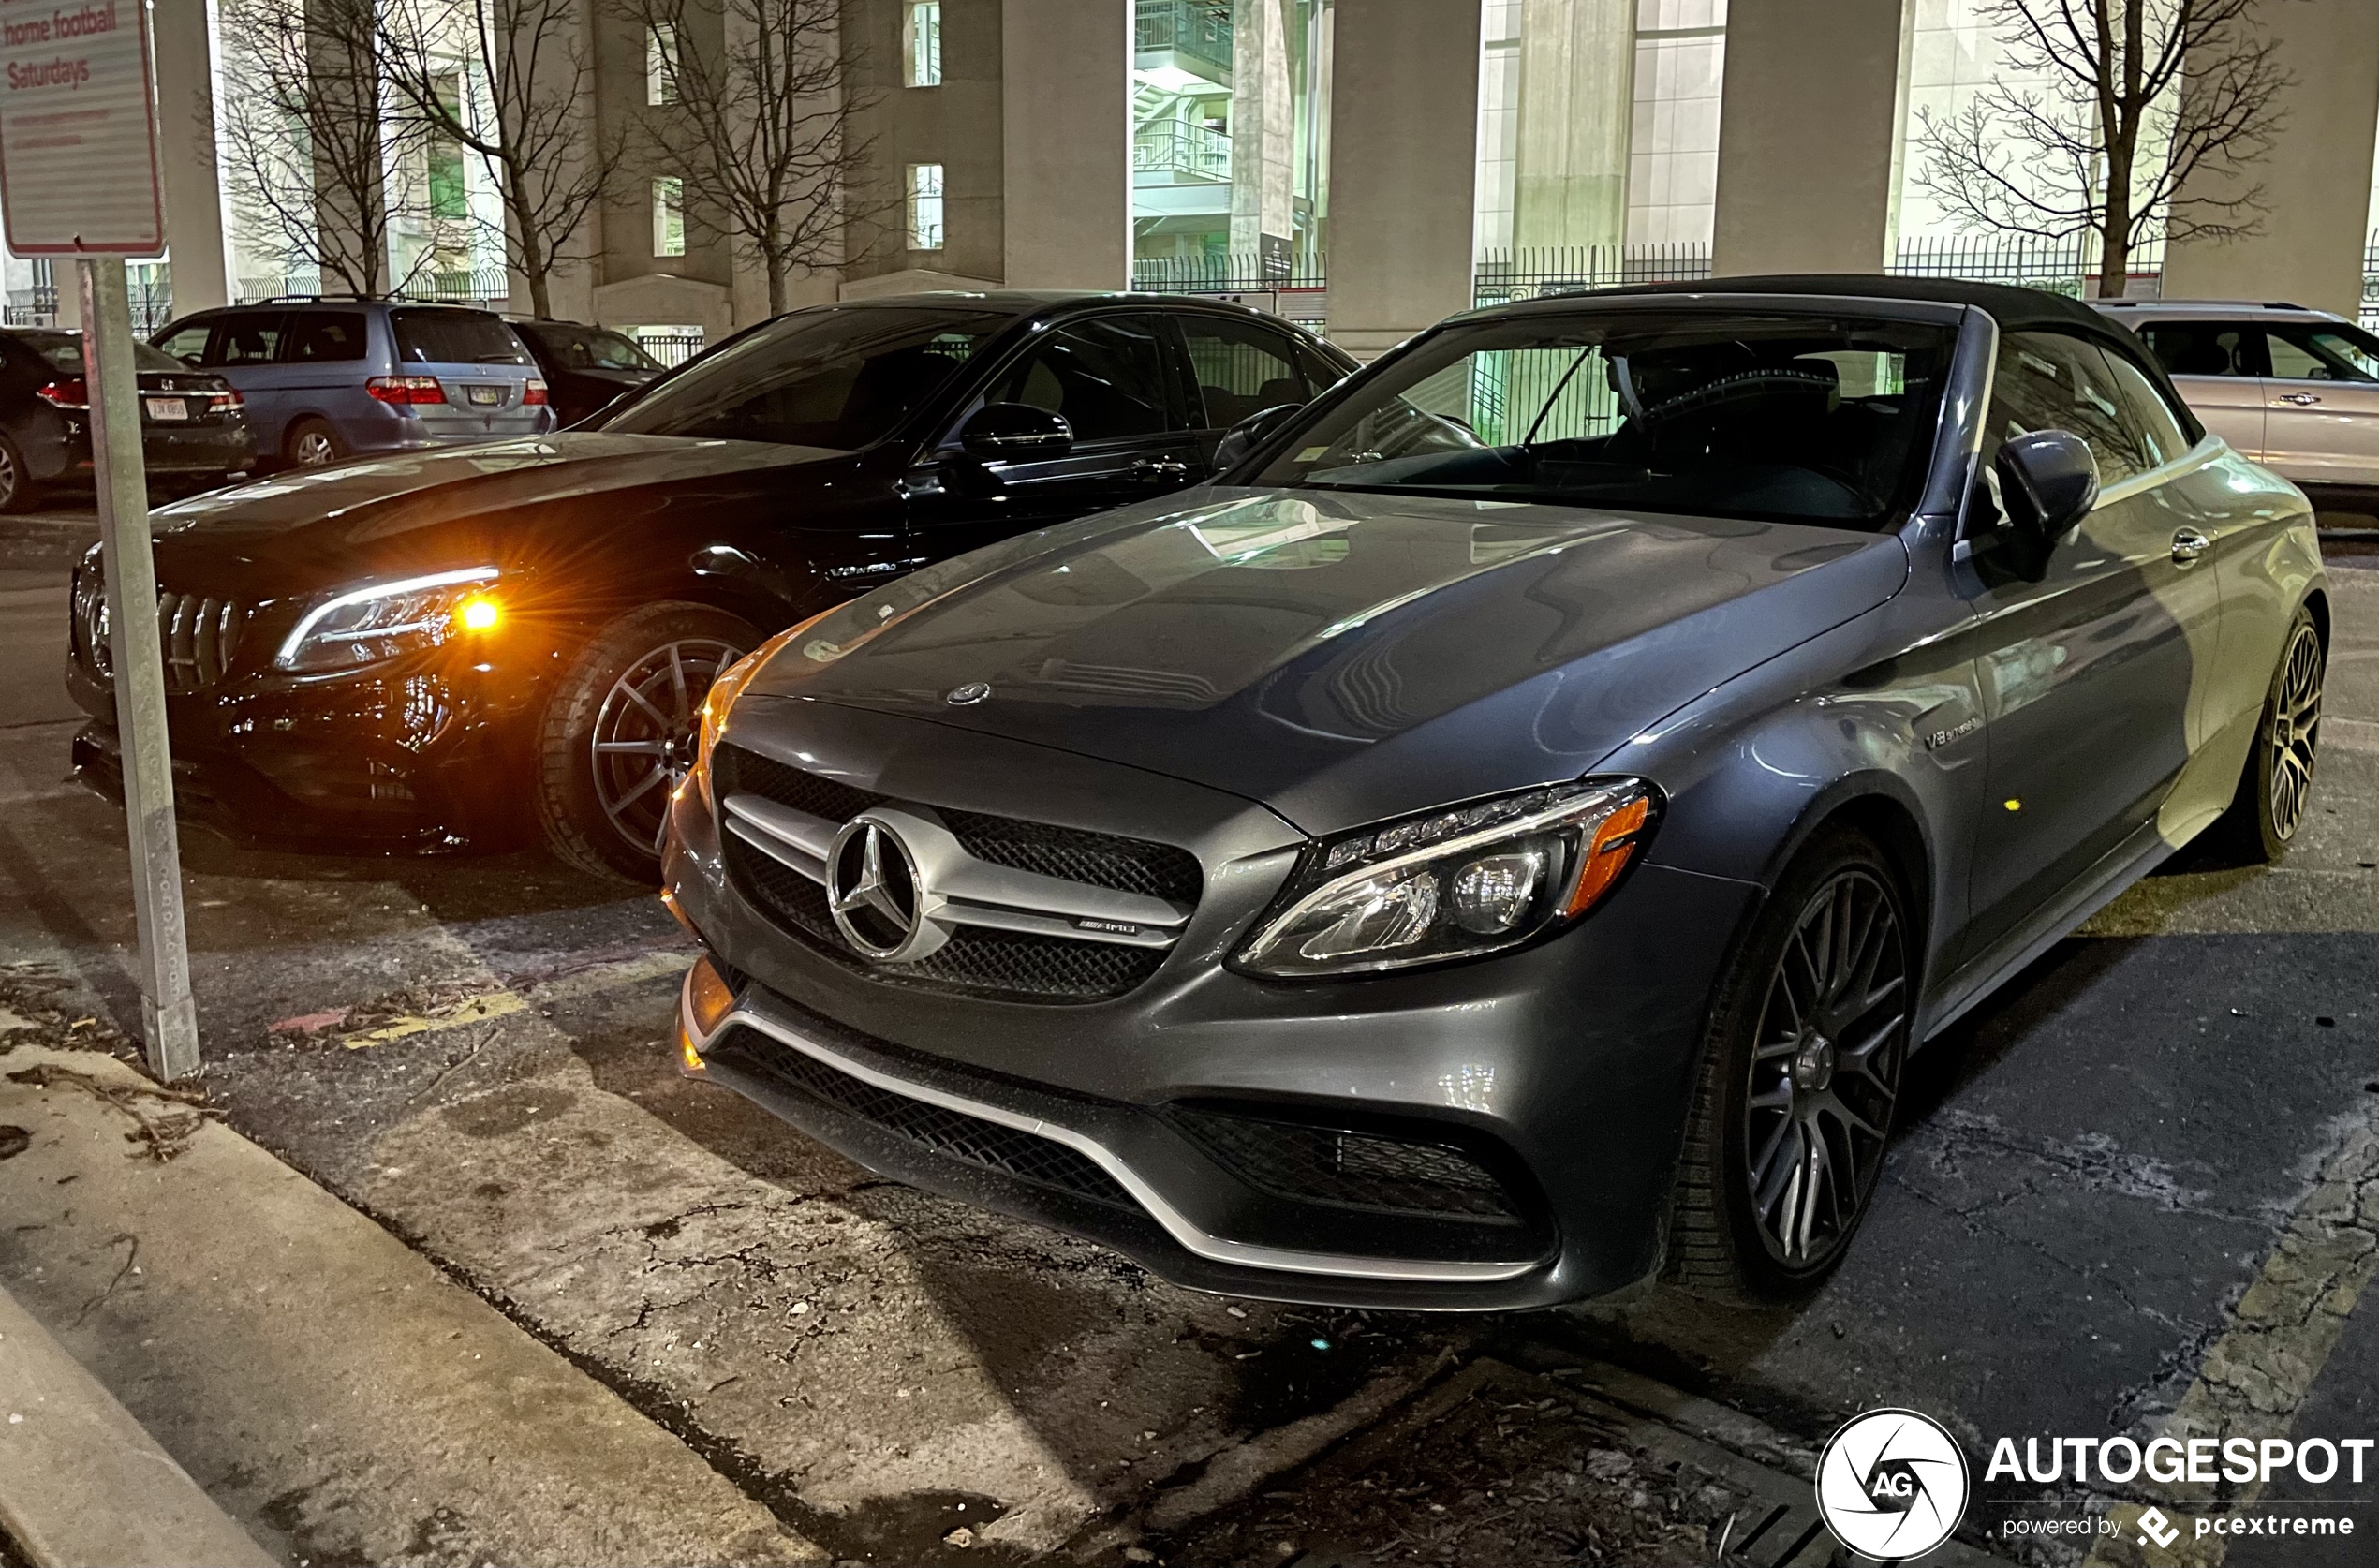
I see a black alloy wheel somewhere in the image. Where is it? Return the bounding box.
[536,601,756,882]
[0,435,41,514]
[2218,605,2324,865]
[1670,829,1912,1299]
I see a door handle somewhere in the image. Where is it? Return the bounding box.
[1130,456,1191,481]
[2171,527,2211,565]
[2278,392,2323,406]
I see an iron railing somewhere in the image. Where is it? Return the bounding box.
[1134,120,1231,184]
[1471,244,1711,307]
[1888,233,2162,299]
[637,332,705,367]
[1131,251,1323,292]
[1135,0,1232,81]
[2362,235,2379,331]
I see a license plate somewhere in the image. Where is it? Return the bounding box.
[465,385,504,407]
[144,397,188,422]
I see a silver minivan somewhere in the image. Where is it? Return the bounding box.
[2095,298,2379,519]
[154,300,555,469]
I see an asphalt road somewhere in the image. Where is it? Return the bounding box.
[2,509,2374,1566]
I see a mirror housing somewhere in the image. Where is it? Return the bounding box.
[1211,402,1305,474]
[1994,430,2099,540]
[961,402,1072,459]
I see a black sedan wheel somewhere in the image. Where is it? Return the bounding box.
[0,435,43,514]
[537,602,755,882]
[1670,829,1911,1299]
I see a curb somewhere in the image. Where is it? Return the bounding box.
[0,1283,275,1568]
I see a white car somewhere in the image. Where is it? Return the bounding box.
[2094,298,2379,520]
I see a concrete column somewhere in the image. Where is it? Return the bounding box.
[1229,0,1295,266]
[1327,0,1481,359]
[1710,0,1901,276]
[1000,0,1129,288]
[155,0,229,314]
[1513,0,1633,250]
[2162,0,2379,318]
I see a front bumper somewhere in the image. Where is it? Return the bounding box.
[65,649,552,851]
[665,701,1756,1310]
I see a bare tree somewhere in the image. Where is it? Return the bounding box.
[622,0,871,315]
[377,0,625,318]
[214,0,417,297]
[1912,0,2293,296]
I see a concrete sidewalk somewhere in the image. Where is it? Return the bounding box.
[0,1045,821,1567]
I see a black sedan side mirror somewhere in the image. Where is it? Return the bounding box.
[961,402,1072,459]
[1994,430,2099,540]
[1211,403,1305,474]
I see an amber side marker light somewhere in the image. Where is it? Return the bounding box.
[678,954,737,1077]
[453,594,503,633]
[1563,792,1652,918]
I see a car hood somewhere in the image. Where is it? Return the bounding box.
[143,432,841,595]
[742,487,1910,834]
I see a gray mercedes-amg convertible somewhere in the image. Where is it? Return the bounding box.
[658,276,2325,1309]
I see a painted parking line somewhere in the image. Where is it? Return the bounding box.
[2085,1101,2379,1567]
[270,949,697,1050]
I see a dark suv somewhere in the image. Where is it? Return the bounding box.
[152,300,554,468]
[68,293,1354,880]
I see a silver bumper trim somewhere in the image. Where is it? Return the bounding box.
[685,972,1541,1286]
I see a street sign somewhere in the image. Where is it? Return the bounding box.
[0,0,165,256]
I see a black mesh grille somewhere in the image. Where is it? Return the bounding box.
[715,744,1196,1003]
[1169,1105,1526,1222]
[717,1025,1136,1208]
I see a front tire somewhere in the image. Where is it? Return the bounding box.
[2212,606,2323,865]
[535,602,756,883]
[1668,829,1913,1300]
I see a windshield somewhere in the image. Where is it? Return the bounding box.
[600,305,1009,450]
[1254,311,1958,529]
[522,322,664,374]
[18,330,186,375]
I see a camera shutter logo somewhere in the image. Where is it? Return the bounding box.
[1814,1408,1972,1561]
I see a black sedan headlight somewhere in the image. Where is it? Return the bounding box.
[273,567,503,674]
[1234,779,1657,978]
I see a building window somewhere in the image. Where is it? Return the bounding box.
[426,71,467,221]
[646,24,677,105]
[906,163,944,250]
[904,1,941,87]
[653,176,685,257]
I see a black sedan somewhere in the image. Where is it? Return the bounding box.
[0,329,251,511]
[508,318,669,426]
[63,292,1353,879]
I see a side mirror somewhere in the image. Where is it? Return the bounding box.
[1211,403,1305,474]
[961,402,1072,459]
[1994,430,2099,540]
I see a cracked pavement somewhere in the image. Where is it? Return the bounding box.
[1,517,2375,1565]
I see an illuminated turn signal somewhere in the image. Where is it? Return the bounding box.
[1562,793,1652,917]
[454,594,502,632]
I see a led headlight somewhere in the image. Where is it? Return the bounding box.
[273,567,501,673]
[1234,779,1657,978]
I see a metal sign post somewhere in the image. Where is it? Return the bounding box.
[83,258,199,1080]
[0,2,198,1079]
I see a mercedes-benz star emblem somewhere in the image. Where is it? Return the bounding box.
[826,815,946,962]
[946,682,992,705]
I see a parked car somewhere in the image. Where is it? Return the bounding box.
[507,318,669,426]
[2094,298,2379,521]
[66,293,1355,880]
[150,300,554,469]
[0,328,251,512]
[662,276,2326,1311]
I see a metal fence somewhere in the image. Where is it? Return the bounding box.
[637,332,705,368]
[1131,251,1325,293]
[1135,0,1232,80]
[1471,244,1711,308]
[2363,236,2379,331]
[1888,233,2163,299]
